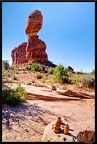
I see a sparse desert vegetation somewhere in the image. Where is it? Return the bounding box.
[2,61,95,107]
[2,7,95,142]
[2,61,95,142]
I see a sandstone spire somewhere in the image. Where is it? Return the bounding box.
[11,10,48,64]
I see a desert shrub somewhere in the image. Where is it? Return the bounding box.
[40,78,45,83]
[53,64,69,83]
[62,75,70,83]
[31,64,46,73]
[10,64,18,70]
[15,85,27,98]
[7,73,11,78]
[36,73,43,79]
[48,67,54,74]
[2,61,5,72]
[15,71,20,74]
[12,76,18,80]
[44,68,48,73]
[81,74,95,88]
[38,65,45,71]
[2,85,27,106]
[10,66,14,70]
[91,69,95,75]
[62,85,67,90]
[40,77,47,83]
[69,73,82,85]
[31,64,39,72]
[31,64,44,72]
[2,60,10,71]
[24,66,29,71]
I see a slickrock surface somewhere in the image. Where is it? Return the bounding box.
[42,117,95,142]
[2,103,55,142]
[2,89,95,142]
[2,74,95,142]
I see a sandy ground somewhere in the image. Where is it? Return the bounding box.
[2,72,95,142]
[2,95,95,142]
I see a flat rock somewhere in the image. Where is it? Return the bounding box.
[42,117,94,142]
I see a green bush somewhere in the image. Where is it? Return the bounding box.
[69,73,80,85]
[53,64,69,83]
[24,66,29,71]
[38,65,45,71]
[30,64,47,73]
[31,64,44,71]
[2,60,10,71]
[36,73,43,79]
[91,69,95,75]
[62,85,67,90]
[10,66,14,70]
[48,67,54,74]
[62,76,70,83]
[44,68,48,73]
[81,74,95,88]
[2,85,27,106]
[12,76,18,80]
[7,73,11,78]
[10,64,18,70]
[31,64,39,72]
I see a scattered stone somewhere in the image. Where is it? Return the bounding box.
[56,116,62,125]
[62,137,67,141]
[46,85,56,91]
[25,129,29,132]
[63,127,69,135]
[77,130,95,142]
[27,80,35,85]
[66,123,69,130]
[63,123,70,135]
[53,117,63,133]
[56,88,94,99]
[54,123,61,133]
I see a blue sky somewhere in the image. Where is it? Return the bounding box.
[2,2,95,72]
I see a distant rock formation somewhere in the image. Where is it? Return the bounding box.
[11,10,48,65]
[68,66,74,72]
[11,42,27,64]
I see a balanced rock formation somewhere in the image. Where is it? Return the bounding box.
[26,35,48,63]
[25,10,48,63]
[11,10,48,65]
[25,10,43,36]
